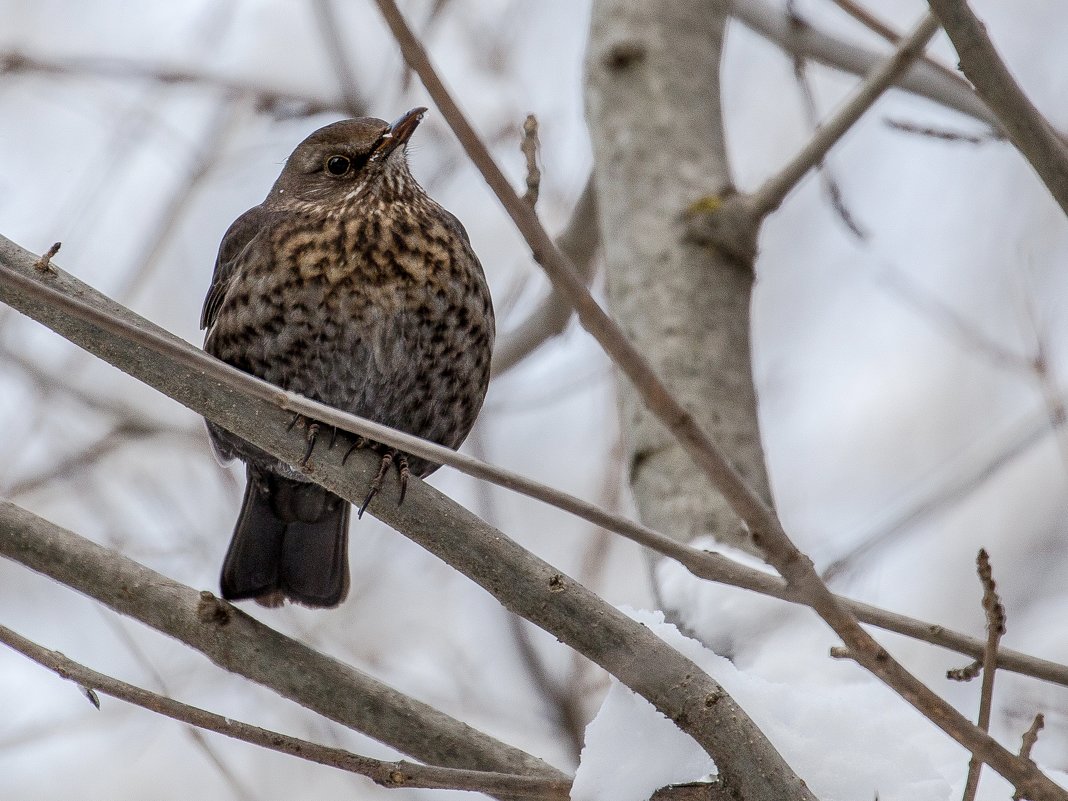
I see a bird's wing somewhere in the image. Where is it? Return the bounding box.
[201,205,271,332]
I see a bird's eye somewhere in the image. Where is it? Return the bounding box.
[325,155,351,176]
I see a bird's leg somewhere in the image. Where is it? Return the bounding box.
[327,425,339,449]
[396,454,410,505]
[299,422,320,466]
[342,435,370,465]
[358,451,394,518]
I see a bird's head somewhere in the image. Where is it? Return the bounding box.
[267,107,428,210]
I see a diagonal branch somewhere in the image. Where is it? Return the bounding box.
[927,0,1068,216]
[365,4,1068,797]
[748,13,940,219]
[0,500,559,782]
[0,624,569,799]
[0,240,815,800]
[4,234,1068,695]
[727,0,995,128]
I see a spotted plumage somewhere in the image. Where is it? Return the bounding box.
[202,110,494,608]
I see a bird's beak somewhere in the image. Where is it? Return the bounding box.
[375,107,428,158]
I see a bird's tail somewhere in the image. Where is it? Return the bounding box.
[221,467,351,608]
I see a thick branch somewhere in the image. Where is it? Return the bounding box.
[0,239,815,800]
[0,624,569,799]
[927,0,1068,216]
[0,500,559,780]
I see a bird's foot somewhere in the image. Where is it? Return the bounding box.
[286,414,323,467]
[358,450,393,518]
[355,449,411,518]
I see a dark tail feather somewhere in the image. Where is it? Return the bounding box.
[220,468,351,608]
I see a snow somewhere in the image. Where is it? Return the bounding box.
[572,605,957,801]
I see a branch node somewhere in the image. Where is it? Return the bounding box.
[197,590,232,626]
[682,190,758,267]
[33,241,61,273]
[520,114,541,208]
[1017,713,1045,768]
[947,660,982,682]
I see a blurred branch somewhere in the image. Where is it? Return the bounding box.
[827,0,964,88]
[311,0,368,116]
[0,50,361,117]
[726,0,997,128]
[928,0,1068,216]
[0,624,567,800]
[112,96,241,303]
[96,613,255,801]
[0,239,810,800]
[491,178,599,378]
[5,419,195,499]
[789,55,867,238]
[747,14,940,220]
[4,236,1068,697]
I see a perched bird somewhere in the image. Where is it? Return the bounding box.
[201,109,494,608]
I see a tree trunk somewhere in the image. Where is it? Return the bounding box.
[585,0,771,549]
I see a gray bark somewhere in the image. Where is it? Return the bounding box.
[586,0,770,549]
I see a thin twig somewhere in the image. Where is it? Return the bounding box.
[0,624,569,799]
[32,241,60,273]
[520,114,541,207]
[960,548,1007,801]
[748,13,941,219]
[1015,713,1045,801]
[790,55,867,237]
[884,118,992,144]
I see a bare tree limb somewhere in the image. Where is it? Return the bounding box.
[0,50,363,118]
[727,0,997,128]
[747,13,940,219]
[827,0,962,88]
[927,0,1068,215]
[0,624,568,799]
[0,239,814,800]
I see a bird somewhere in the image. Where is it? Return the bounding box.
[201,108,494,609]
